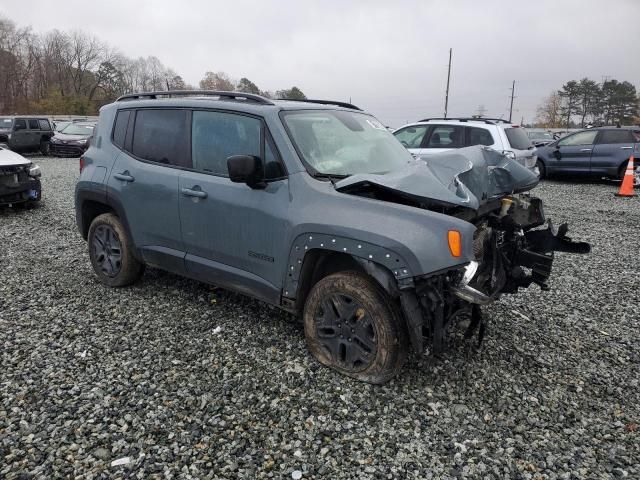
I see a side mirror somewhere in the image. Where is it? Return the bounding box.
[227,155,266,189]
[553,146,561,159]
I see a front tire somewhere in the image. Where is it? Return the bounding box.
[303,271,409,384]
[536,160,546,179]
[39,139,50,156]
[88,213,143,287]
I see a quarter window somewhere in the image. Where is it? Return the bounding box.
[394,125,429,149]
[38,119,51,130]
[597,129,634,144]
[558,130,598,146]
[112,110,131,148]
[191,110,261,176]
[425,125,463,148]
[28,119,40,129]
[466,127,494,146]
[131,109,189,167]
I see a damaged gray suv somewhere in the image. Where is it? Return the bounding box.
[75,91,590,383]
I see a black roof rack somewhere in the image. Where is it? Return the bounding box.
[418,117,513,125]
[279,98,362,111]
[116,90,274,105]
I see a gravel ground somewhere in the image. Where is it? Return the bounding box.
[1,156,638,480]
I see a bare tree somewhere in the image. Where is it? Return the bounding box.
[199,71,234,91]
[535,92,563,128]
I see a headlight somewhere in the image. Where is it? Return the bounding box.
[501,150,516,160]
[51,137,60,143]
[28,164,41,178]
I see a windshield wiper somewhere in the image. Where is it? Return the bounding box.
[311,172,350,185]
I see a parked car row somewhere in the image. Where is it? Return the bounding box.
[0,115,95,157]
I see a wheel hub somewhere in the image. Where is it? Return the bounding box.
[315,294,377,371]
[92,225,122,277]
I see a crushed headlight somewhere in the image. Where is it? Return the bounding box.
[501,150,516,160]
[28,164,41,178]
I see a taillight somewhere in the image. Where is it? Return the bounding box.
[79,157,85,173]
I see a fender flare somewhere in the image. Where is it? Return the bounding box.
[282,233,414,299]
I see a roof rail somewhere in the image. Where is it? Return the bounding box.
[418,117,512,125]
[116,90,274,105]
[279,98,362,111]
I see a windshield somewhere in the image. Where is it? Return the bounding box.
[61,124,94,135]
[528,131,553,140]
[0,117,13,129]
[282,110,413,176]
[505,127,533,150]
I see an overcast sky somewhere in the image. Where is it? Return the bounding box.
[4,0,639,127]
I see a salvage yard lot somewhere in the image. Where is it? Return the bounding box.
[1,157,639,479]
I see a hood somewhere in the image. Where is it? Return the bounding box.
[334,146,539,211]
[0,147,31,167]
[53,133,91,141]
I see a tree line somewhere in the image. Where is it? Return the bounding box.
[536,77,639,128]
[0,16,306,115]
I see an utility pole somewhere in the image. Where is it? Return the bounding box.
[444,48,452,118]
[508,80,515,122]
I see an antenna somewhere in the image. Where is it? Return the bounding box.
[444,48,452,118]
[508,80,516,123]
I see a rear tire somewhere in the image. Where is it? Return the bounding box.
[88,213,144,287]
[303,271,409,384]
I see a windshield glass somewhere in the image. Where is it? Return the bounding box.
[282,110,413,176]
[61,124,94,135]
[505,127,533,150]
[0,117,13,129]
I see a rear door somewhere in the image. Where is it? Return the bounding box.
[393,124,430,157]
[107,108,189,274]
[421,124,464,156]
[547,130,598,174]
[590,129,636,176]
[27,119,41,148]
[12,119,28,149]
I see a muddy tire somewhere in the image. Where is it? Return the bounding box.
[39,139,50,156]
[88,213,144,287]
[303,271,409,384]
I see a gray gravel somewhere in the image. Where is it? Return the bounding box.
[1,156,639,479]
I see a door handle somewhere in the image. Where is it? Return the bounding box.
[181,187,208,199]
[579,148,592,152]
[114,172,135,182]
[620,146,633,150]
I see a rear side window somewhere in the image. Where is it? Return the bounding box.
[38,119,51,130]
[191,110,261,176]
[112,110,131,148]
[28,119,40,129]
[466,127,494,146]
[504,127,532,150]
[131,109,189,167]
[597,129,635,144]
[394,125,429,148]
[425,125,463,148]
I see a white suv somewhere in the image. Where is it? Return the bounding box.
[393,117,539,174]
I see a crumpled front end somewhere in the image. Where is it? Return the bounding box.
[0,163,42,205]
[400,193,590,355]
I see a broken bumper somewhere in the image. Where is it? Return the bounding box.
[0,165,42,205]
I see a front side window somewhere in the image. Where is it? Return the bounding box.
[393,125,429,149]
[28,119,40,129]
[558,130,598,146]
[14,119,26,130]
[282,110,412,176]
[131,109,189,167]
[466,127,494,147]
[192,110,261,176]
[425,125,463,148]
[597,129,635,144]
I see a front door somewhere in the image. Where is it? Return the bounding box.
[106,108,190,274]
[178,109,289,303]
[548,130,598,174]
[12,119,28,150]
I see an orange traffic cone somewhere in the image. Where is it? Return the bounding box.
[615,156,637,197]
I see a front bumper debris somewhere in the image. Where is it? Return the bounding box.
[0,164,42,205]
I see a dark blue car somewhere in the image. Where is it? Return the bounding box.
[535,127,639,180]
